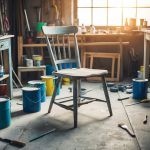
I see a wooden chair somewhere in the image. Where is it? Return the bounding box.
[83,52,120,81]
[42,26,112,128]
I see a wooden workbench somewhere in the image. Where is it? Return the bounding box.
[0,35,14,99]
[18,33,129,80]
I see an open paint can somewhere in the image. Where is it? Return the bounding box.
[132,78,148,100]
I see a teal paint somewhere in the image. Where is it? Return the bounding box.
[0,98,11,129]
[22,87,41,113]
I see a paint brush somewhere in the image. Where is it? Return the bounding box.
[118,123,136,137]
[0,137,26,148]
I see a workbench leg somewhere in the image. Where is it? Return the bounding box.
[143,33,150,79]
[18,36,23,66]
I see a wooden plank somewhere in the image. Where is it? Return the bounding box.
[22,42,129,48]
[18,36,23,65]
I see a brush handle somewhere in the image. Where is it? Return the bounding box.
[10,140,26,148]
[118,97,129,101]
[0,138,26,148]
[124,128,136,137]
[118,124,136,138]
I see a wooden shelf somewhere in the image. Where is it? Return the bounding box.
[0,74,9,81]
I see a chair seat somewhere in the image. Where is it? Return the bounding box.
[54,68,108,78]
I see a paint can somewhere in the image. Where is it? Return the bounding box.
[41,76,54,96]
[36,22,47,32]
[26,59,33,67]
[32,55,42,66]
[132,79,148,100]
[0,84,7,96]
[22,87,41,113]
[62,77,70,85]
[46,64,54,75]
[28,80,46,102]
[0,98,11,129]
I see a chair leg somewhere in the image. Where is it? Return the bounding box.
[77,79,81,103]
[101,75,113,116]
[48,76,62,113]
[73,79,78,128]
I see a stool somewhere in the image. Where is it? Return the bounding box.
[83,52,120,81]
[18,66,46,83]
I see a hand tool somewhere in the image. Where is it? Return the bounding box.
[117,89,130,101]
[126,99,150,106]
[0,137,26,148]
[143,115,148,124]
[118,96,130,101]
[118,123,136,137]
[29,128,56,142]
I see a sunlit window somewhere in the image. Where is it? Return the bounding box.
[93,8,107,26]
[77,0,150,26]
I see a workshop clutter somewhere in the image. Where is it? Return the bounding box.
[32,55,43,66]
[23,55,43,67]
[28,80,46,102]
[108,78,148,101]
[22,77,60,113]
[36,22,47,36]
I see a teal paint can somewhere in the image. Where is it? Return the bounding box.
[133,79,148,100]
[22,87,41,113]
[0,98,11,129]
[46,64,54,75]
[28,80,46,102]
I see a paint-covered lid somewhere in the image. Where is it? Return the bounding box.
[0,98,9,102]
[28,80,45,85]
[41,75,54,79]
[133,78,148,82]
[22,87,39,91]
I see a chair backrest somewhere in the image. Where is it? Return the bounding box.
[42,26,81,71]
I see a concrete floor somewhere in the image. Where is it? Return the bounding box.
[0,81,150,150]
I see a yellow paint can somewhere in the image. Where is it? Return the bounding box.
[140,66,144,72]
[41,76,54,96]
[62,77,70,85]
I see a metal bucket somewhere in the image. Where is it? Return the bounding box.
[22,87,41,113]
[0,98,11,129]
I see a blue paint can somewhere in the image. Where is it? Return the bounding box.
[132,79,148,100]
[46,65,54,75]
[28,80,46,102]
[22,87,41,113]
[0,98,11,129]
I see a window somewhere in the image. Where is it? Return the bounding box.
[77,0,150,26]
